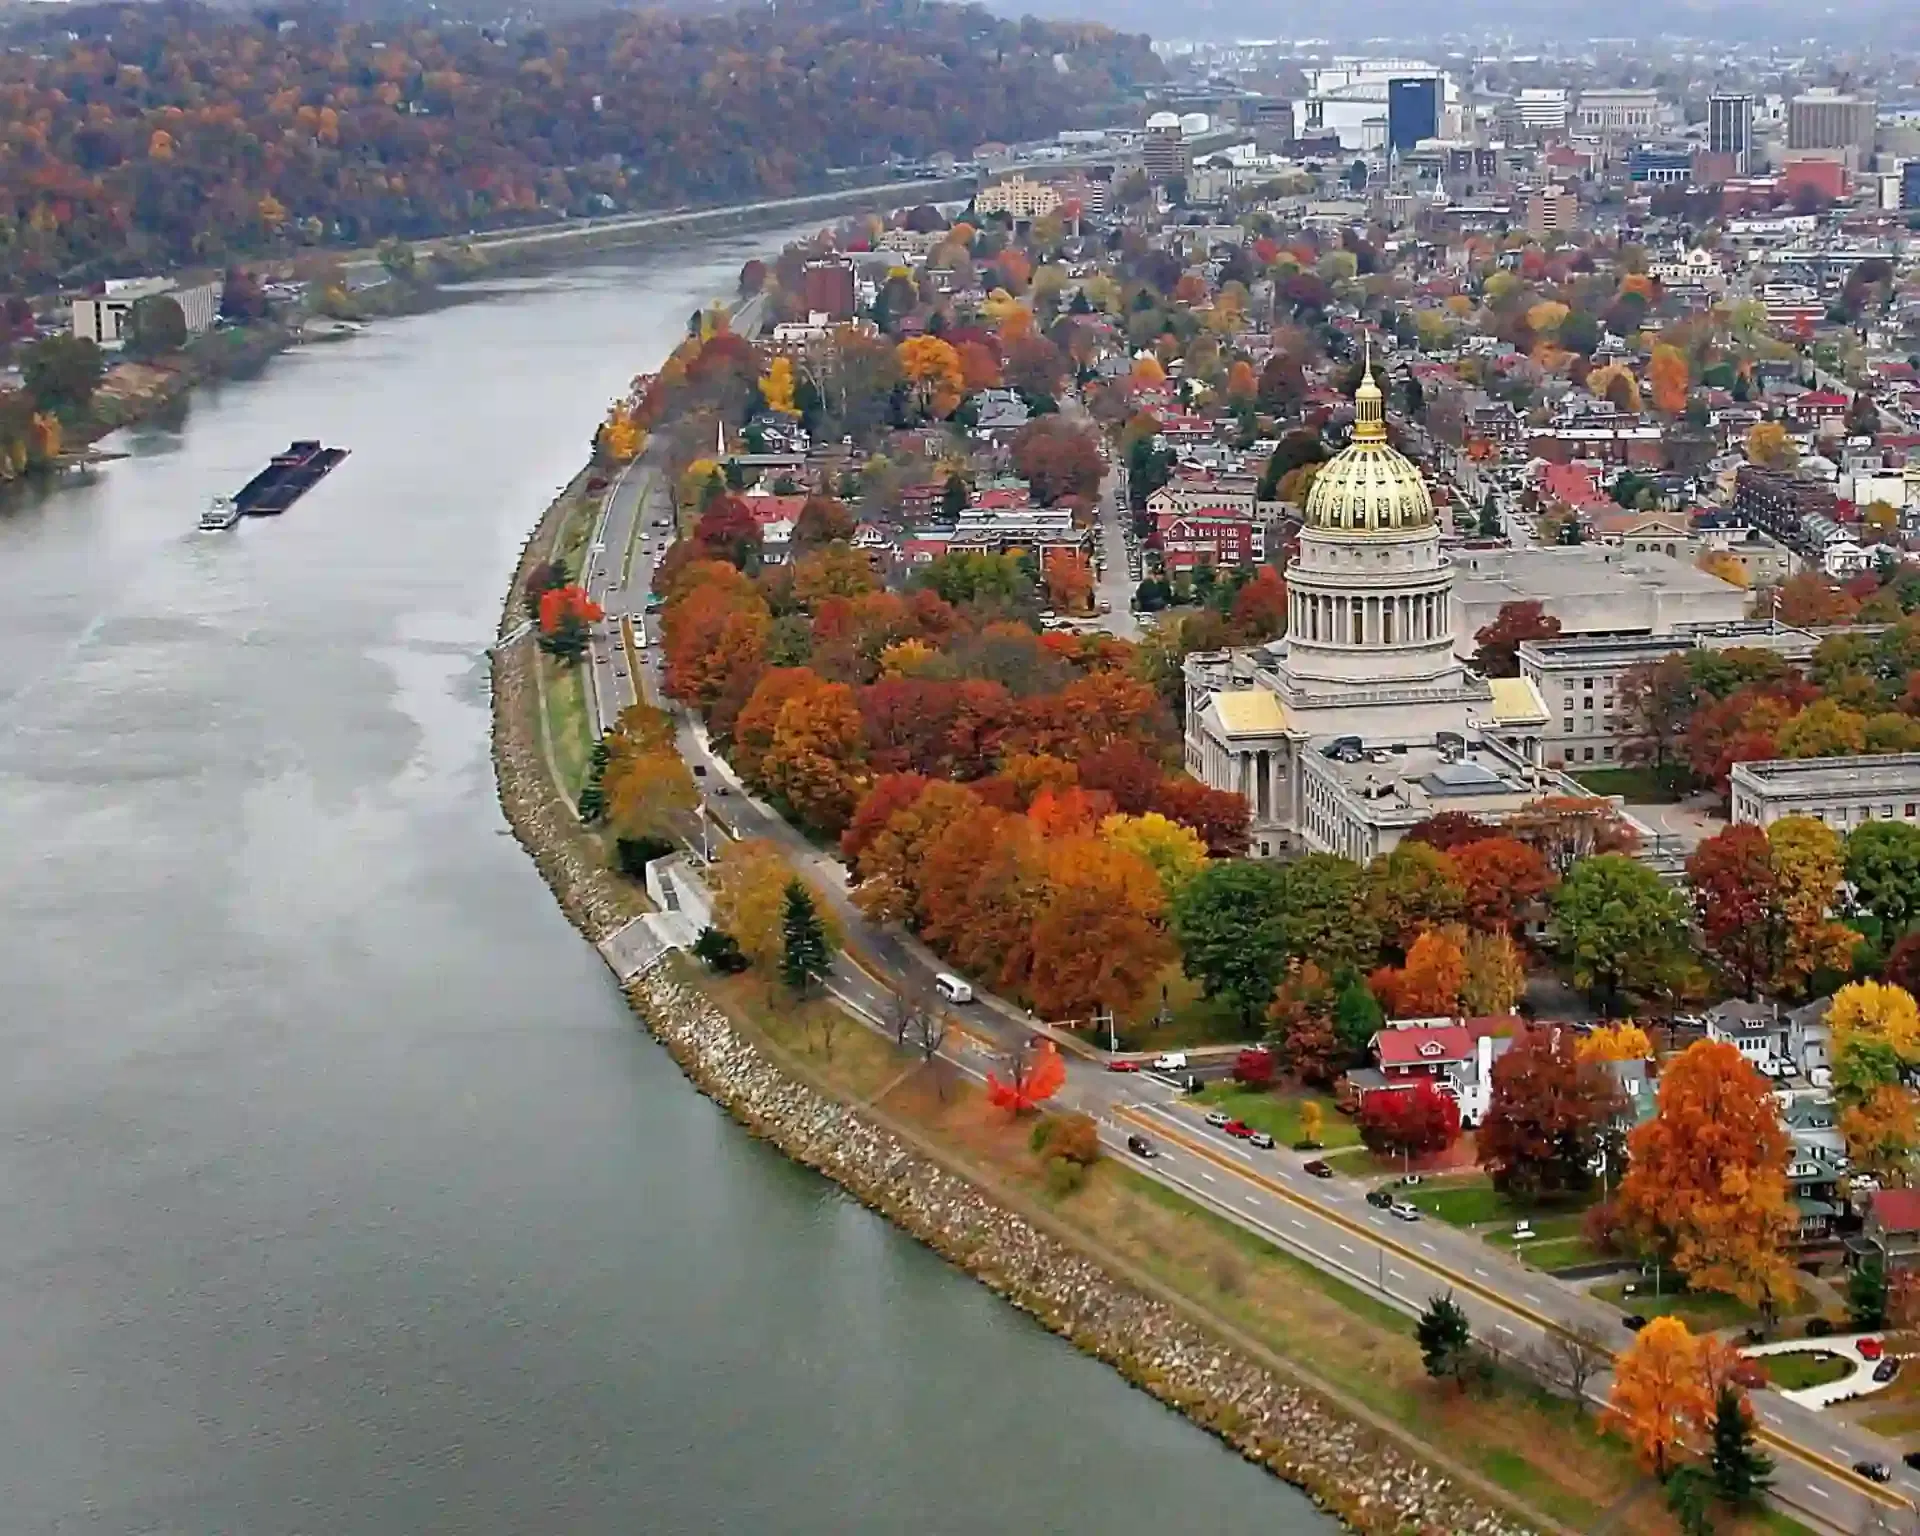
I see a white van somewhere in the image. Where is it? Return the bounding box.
[933,973,973,1005]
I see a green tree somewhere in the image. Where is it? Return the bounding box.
[1707,1385,1773,1509]
[1847,820,1920,938]
[1332,975,1384,1054]
[780,881,834,996]
[1171,860,1289,1027]
[125,293,188,357]
[1551,853,1689,1009]
[1416,1292,1472,1385]
[1848,1250,1889,1330]
[1665,1465,1714,1536]
[1277,852,1379,974]
[1477,493,1502,538]
[22,333,105,414]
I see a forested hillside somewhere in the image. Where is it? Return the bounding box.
[0,0,1159,288]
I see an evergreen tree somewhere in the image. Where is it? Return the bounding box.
[1415,1292,1472,1384]
[1665,1465,1714,1536]
[1708,1385,1773,1508]
[780,881,833,995]
[1849,1251,1889,1330]
[1477,492,1503,539]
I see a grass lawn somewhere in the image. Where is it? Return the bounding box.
[1193,1084,1361,1150]
[1572,765,1688,803]
[1759,1351,1853,1392]
[1504,1235,1606,1272]
[541,654,594,801]
[1859,1401,1920,1438]
[1592,1279,1814,1331]
[1117,967,1253,1052]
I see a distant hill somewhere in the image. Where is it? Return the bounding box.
[0,0,1161,291]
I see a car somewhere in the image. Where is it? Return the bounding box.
[1125,1134,1156,1159]
[1304,1160,1334,1179]
[692,765,708,778]
[1861,1338,1886,1360]
[1512,1221,1535,1241]
[1390,1201,1420,1221]
[1152,1052,1188,1071]
[1399,1173,1423,1187]
[1876,1358,1901,1383]
[1248,1131,1275,1149]
[1205,1110,1232,1128]
[1365,1189,1393,1209]
[1621,1314,1648,1331]
[1854,1461,1892,1484]
[1223,1119,1253,1139]
[715,784,731,796]
[1904,1450,1920,1471]
[1105,1059,1142,1073]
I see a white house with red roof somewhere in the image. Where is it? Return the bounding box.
[741,489,805,563]
[1339,1016,1518,1127]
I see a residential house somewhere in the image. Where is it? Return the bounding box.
[1862,1189,1920,1271]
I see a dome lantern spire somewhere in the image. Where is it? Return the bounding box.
[1351,333,1386,444]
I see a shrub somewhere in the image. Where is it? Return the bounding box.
[1233,1047,1276,1087]
[1805,1316,1834,1338]
[1029,1119,1057,1154]
[1044,1156,1086,1197]
[1050,1112,1101,1166]
[691,926,749,974]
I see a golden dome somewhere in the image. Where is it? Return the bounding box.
[1302,364,1435,535]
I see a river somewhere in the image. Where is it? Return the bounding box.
[0,235,1337,1535]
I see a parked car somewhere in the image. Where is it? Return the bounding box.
[1153,1052,1188,1071]
[1248,1131,1275,1149]
[1861,1338,1886,1360]
[1390,1201,1421,1222]
[1903,1450,1920,1471]
[1875,1358,1901,1383]
[1223,1119,1253,1139]
[1854,1461,1892,1484]
[1399,1173,1423,1187]
[1621,1314,1648,1331]
[1365,1189,1394,1209]
[1205,1110,1232,1129]
[1105,1059,1142,1073]
[1304,1160,1334,1179]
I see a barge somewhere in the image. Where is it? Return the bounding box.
[233,440,348,515]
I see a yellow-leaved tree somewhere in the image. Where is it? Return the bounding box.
[760,355,797,415]
[1602,1316,1715,1476]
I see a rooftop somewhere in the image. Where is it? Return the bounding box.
[1732,753,1920,795]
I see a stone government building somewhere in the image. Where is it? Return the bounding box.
[1182,366,1747,860]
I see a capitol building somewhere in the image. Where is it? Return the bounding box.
[1182,365,1583,861]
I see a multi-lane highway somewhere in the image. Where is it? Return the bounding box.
[600,390,1911,1536]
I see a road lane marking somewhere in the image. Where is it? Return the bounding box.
[1289,1219,1307,1231]
[1244,1195,1261,1208]
[1197,1171,1216,1183]
[1808,1486,1830,1500]
[1337,1243,1356,1256]
[1523,1293,1542,1305]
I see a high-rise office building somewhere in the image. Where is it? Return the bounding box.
[1903,158,1920,211]
[1708,93,1755,173]
[1387,76,1441,154]
[1788,90,1876,170]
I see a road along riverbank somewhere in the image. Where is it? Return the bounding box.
[490,468,1544,1536]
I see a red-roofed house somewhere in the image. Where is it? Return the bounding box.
[1370,1022,1475,1078]
[1784,390,1850,433]
[744,493,806,562]
[1865,1188,1920,1270]
[1538,462,1612,513]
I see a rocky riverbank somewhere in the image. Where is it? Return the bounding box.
[489,466,1547,1536]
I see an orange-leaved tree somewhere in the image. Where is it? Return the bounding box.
[1648,343,1689,415]
[1372,928,1466,1017]
[1602,1316,1714,1476]
[1028,837,1171,1021]
[896,335,964,418]
[1617,1040,1798,1319]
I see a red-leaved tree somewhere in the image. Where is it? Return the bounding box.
[986,1040,1066,1115]
[1358,1081,1461,1159]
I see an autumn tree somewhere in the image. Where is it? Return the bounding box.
[1551,853,1688,1008]
[1359,1080,1460,1161]
[1686,824,1781,998]
[1617,1040,1798,1319]
[1098,811,1208,902]
[1364,842,1464,958]
[1648,343,1689,415]
[711,839,801,970]
[986,1038,1066,1115]
[1372,928,1466,1017]
[1507,796,1640,876]
[1579,1022,1654,1062]
[1460,929,1526,1016]
[1603,1316,1715,1476]
[897,335,964,417]
[1477,1025,1625,1199]
[1266,962,1343,1084]
[1452,837,1556,934]
[1012,417,1104,506]
[1615,652,1696,774]
[536,585,603,662]
[1472,600,1562,678]
[742,671,867,836]
[1028,838,1172,1021]
[1745,421,1798,471]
